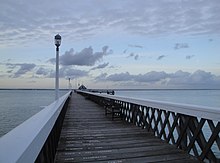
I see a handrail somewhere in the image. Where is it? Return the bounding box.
[0,91,71,163]
[77,90,220,121]
[77,90,220,162]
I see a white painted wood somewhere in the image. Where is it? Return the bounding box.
[77,90,220,121]
[0,91,71,163]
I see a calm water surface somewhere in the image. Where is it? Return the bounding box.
[115,89,220,108]
[0,89,67,137]
[0,89,219,137]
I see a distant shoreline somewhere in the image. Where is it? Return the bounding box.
[0,88,70,91]
[1,88,219,91]
[114,88,220,91]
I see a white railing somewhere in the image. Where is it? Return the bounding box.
[77,90,220,121]
[0,91,71,163]
[77,90,220,162]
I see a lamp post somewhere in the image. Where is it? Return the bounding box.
[68,78,72,90]
[54,34,61,100]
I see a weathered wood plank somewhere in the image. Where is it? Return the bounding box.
[54,93,199,162]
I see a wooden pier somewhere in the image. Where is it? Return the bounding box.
[55,93,198,162]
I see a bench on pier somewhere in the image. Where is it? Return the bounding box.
[103,98,122,120]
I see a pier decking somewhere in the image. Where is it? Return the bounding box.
[55,93,198,162]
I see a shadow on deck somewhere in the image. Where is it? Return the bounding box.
[55,93,199,163]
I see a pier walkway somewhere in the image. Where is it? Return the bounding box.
[55,93,198,162]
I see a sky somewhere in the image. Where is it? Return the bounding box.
[0,0,220,89]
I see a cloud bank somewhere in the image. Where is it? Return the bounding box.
[157,55,166,60]
[49,46,111,66]
[1,0,220,46]
[127,53,139,60]
[95,70,220,89]
[5,63,36,78]
[2,61,220,89]
[35,66,88,79]
[91,63,109,70]
[174,43,189,50]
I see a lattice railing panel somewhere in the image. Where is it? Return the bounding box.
[77,91,220,162]
[115,101,220,162]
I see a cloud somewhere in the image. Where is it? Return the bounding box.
[2,61,88,79]
[136,71,168,83]
[174,43,189,50]
[49,46,111,66]
[100,71,168,83]
[95,73,108,81]
[134,55,139,60]
[35,66,88,79]
[59,67,88,78]
[123,49,127,54]
[128,53,134,57]
[36,67,49,76]
[168,70,220,88]
[128,44,143,49]
[186,55,195,60]
[106,72,134,82]
[1,1,219,47]
[127,53,139,60]
[157,55,166,60]
[95,70,220,89]
[91,62,109,70]
[5,63,36,78]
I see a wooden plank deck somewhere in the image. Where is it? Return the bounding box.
[55,93,199,163]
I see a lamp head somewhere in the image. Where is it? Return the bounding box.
[54,34,61,47]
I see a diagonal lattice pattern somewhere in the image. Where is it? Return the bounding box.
[119,103,220,162]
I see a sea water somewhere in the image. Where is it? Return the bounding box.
[115,89,220,108]
[0,89,67,137]
[0,89,219,138]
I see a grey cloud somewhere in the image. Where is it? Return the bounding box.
[1,0,220,47]
[127,53,139,60]
[107,72,134,82]
[97,71,168,83]
[128,44,143,49]
[5,63,36,78]
[95,70,220,89]
[95,73,108,81]
[170,70,191,78]
[135,71,168,83]
[36,66,88,79]
[188,70,215,84]
[128,53,134,57]
[6,63,19,69]
[123,49,127,54]
[122,0,220,36]
[13,64,36,78]
[157,55,166,60]
[91,63,109,70]
[48,58,55,64]
[168,70,220,88]
[60,67,88,78]
[7,70,13,73]
[186,55,195,60]
[134,55,139,60]
[52,46,111,66]
[3,61,88,79]
[174,43,189,50]
[36,67,49,76]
